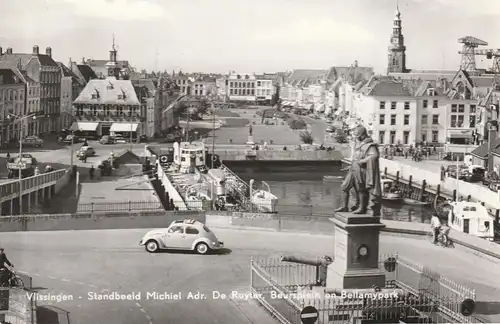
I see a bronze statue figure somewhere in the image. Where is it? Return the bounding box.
[249,124,253,136]
[335,125,382,216]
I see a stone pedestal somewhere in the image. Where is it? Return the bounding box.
[326,212,386,289]
[246,136,254,145]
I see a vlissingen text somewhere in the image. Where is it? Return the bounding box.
[27,293,74,303]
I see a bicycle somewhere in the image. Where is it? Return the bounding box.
[0,268,24,289]
[426,227,453,248]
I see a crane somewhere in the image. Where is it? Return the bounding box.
[458,36,488,72]
[474,49,500,74]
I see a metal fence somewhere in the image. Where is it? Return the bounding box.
[250,254,484,324]
[76,201,163,213]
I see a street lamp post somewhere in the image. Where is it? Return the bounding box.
[8,113,37,215]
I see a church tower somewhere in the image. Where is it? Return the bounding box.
[106,35,121,79]
[387,3,407,73]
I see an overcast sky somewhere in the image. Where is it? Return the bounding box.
[1,0,499,74]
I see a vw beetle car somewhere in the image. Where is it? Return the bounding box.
[139,219,223,254]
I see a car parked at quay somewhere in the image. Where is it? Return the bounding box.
[139,219,223,254]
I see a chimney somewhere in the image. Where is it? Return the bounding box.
[33,45,39,55]
[6,48,12,54]
[45,47,52,57]
[488,122,498,173]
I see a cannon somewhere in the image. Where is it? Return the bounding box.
[280,255,333,286]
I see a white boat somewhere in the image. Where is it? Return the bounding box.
[447,201,495,241]
[381,178,403,202]
[249,179,278,213]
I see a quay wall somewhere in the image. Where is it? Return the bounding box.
[216,149,344,161]
[156,161,188,210]
[0,211,205,232]
[376,158,500,209]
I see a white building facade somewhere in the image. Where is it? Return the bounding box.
[227,72,256,101]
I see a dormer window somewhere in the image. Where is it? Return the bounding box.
[237,75,241,79]
[91,89,100,99]
[245,75,249,79]
[107,82,114,90]
[427,88,435,96]
[117,94,123,99]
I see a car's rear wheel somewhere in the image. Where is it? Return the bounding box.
[145,240,159,253]
[195,242,209,255]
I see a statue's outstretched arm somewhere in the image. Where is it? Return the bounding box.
[358,146,379,165]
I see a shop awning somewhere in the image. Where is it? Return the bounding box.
[70,122,99,132]
[110,123,139,132]
[448,130,473,138]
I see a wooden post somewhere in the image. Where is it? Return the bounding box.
[452,189,457,201]
[419,180,426,201]
[495,209,499,224]
[481,202,485,206]
[436,184,441,198]
[467,194,471,202]
[384,167,387,176]
[396,171,400,183]
[408,175,413,198]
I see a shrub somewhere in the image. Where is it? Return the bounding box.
[299,131,314,144]
[288,118,307,130]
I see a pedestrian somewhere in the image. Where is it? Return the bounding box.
[89,165,95,180]
[83,154,87,163]
[6,153,10,160]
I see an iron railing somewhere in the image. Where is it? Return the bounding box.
[76,201,164,213]
[250,254,485,324]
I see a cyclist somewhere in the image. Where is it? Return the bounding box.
[0,248,13,286]
[431,213,442,244]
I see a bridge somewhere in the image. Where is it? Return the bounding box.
[0,169,68,215]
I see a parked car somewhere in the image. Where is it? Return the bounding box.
[139,219,223,254]
[76,146,96,157]
[99,135,115,144]
[21,136,43,148]
[139,135,148,143]
[326,126,335,133]
[63,135,81,144]
[114,136,127,144]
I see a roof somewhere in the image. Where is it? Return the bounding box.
[0,68,26,85]
[73,78,140,105]
[469,76,498,88]
[360,76,414,96]
[75,64,97,82]
[194,76,216,83]
[86,59,130,69]
[389,70,456,82]
[57,62,83,85]
[414,81,447,97]
[0,53,58,68]
[21,72,35,83]
[470,139,500,158]
[286,69,327,82]
[132,79,156,93]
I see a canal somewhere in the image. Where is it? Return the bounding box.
[228,163,434,223]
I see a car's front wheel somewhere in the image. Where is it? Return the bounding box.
[195,242,209,255]
[145,240,159,253]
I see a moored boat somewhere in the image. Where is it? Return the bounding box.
[323,175,343,181]
[249,179,278,213]
[381,178,403,202]
[403,198,431,206]
[446,201,494,241]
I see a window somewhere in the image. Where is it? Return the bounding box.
[203,225,211,232]
[469,115,476,128]
[404,114,410,125]
[230,82,233,87]
[457,115,464,127]
[421,114,428,125]
[470,104,476,113]
[451,115,457,127]
[432,130,438,143]
[257,81,261,86]
[185,227,199,234]
[421,131,427,142]
[390,114,396,125]
[433,100,438,108]
[379,114,385,125]
[432,114,439,125]
[423,100,428,108]
[403,131,410,144]
[390,131,396,144]
[404,102,410,110]
[458,104,465,113]
[168,226,184,234]
[391,102,396,109]
[379,131,385,144]
[451,104,457,113]
[379,101,385,109]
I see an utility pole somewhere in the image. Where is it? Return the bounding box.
[211,89,217,169]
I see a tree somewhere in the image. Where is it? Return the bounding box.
[300,131,314,144]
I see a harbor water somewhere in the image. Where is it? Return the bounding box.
[228,164,434,223]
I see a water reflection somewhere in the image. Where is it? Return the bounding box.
[234,168,433,224]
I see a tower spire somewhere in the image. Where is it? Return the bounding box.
[387,1,406,74]
[112,33,116,51]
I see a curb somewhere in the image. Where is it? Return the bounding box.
[209,223,500,261]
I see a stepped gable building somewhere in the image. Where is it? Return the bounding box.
[0,45,61,133]
[71,43,142,139]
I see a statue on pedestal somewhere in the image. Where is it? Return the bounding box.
[335,125,382,216]
[248,124,253,136]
